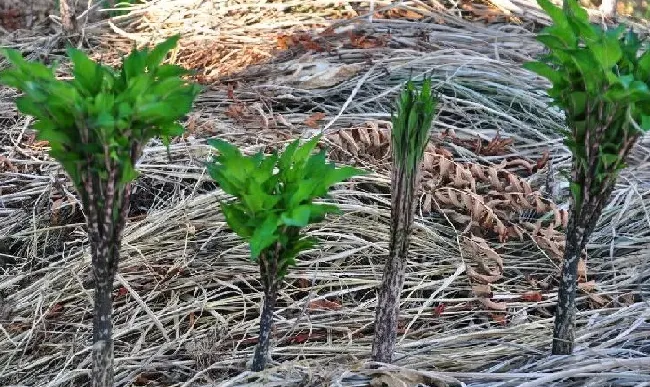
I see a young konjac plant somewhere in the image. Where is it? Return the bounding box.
[371,78,437,364]
[0,36,201,385]
[525,0,650,355]
[206,135,364,371]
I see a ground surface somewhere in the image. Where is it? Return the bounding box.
[1,1,650,386]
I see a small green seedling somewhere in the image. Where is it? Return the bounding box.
[206,135,364,371]
[371,77,438,364]
[0,36,201,386]
[524,0,650,355]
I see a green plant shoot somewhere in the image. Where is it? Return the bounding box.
[206,135,364,371]
[524,0,650,355]
[0,35,201,386]
[391,78,437,175]
[372,77,438,364]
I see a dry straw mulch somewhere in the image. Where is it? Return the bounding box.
[1,0,650,386]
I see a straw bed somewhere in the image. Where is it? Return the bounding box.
[1,0,649,386]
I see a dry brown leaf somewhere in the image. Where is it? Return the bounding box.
[532,234,564,258]
[578,258,587,281]
[373,8,425,20]
[225,103,248,120]
[578,280,597,292]
[297,278,310,289]
[520,291,543,302]
[536,150,550,170]
[506,173,522,192]
[472,284,493,298]
[479,297,507,311]
[308,299,341,311]
[467,267,503,284]
[588,293,608,307]
[490,312,508,326]
[276,34,296,50]
[348,32,388,49]
[305,112,326,128]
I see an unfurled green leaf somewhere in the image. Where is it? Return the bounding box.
[122,48,147,81]
[206,135,364,277]
[292,135,321,167]
[569,182,582,206]
[641,116,650,132]
[146,35,180,69]
[67,46,103,96]
[523,61,564,85]
[537,0,569,29]
[637,52,650,80]
[281,205,312,227]
[601,152,619,168]
[221,202,254,239]
[250,215,279,259]
[323,165,366,189]
[120,160,140,184]
[588,37,622,71]
[568,91,587,116]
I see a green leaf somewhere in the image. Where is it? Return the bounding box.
[601,152,619,168]
[208,138,241,160]
[523,61,563,85]
[122,48,147,81]
[281,205,312,227]
[569,181,582,205]
[637,52,650,80]
[568,91,587,116]
[250,214,279,259]
[537,0,569,29]
[588,36,622,71]
[221,202,255,239]
[570,50,601,92]
[537,30,573,49]
[565,0,589,23]
[136,101,177,122]
[641,116,650,132]
[160,122,185,137]
[120,160,140,184]
[155,64,190,78]
[322,165,365,188]
[292,135,322,168]
[67,46,102,96]
[307,203,341,221]
[146,35,180,69]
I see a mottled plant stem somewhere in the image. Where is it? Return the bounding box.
[551,216,582,355]
[86,175,130,386]
[371,165,419,364]
[552,186,613,355]
[91,259,116,387]
[59,0,77,34]
[251,250,279,371]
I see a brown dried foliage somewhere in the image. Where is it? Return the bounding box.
[326,124,574,313]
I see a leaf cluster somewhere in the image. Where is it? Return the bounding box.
[0,35,201,190]
[391,77,438,175]
[524,0,650,207]
[206,135,365,278]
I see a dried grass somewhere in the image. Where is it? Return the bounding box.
[1,0,650,386]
